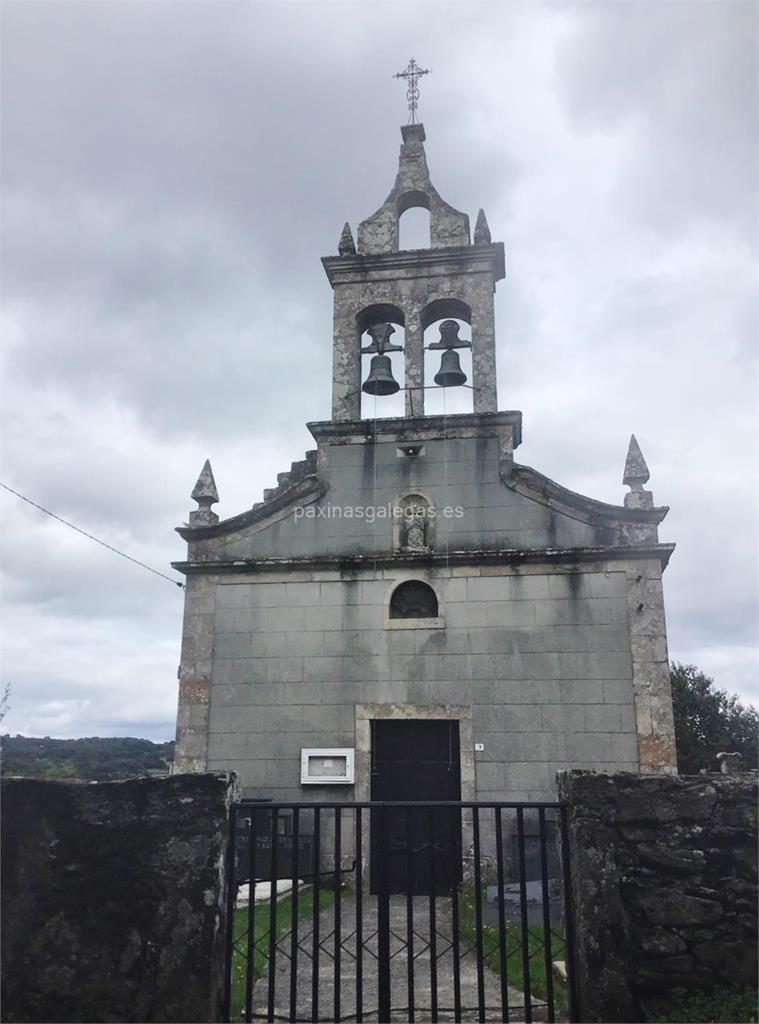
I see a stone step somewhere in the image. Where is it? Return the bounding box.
[261,450,318,503]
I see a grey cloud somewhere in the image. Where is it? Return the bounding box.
[555,1,758,240]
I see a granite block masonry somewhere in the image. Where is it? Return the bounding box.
[1,773,236,1024]
[558,770,758,1023]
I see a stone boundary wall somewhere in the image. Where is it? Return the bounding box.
[1,772,236,1023]
[558,770,758,1023]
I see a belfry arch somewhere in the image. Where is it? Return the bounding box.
[398,197,431,250]
[424,317,473,416]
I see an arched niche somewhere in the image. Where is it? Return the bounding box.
[357,303,406,419]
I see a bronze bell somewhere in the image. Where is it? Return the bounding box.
[434,348,467,387]
[362,353,400,396]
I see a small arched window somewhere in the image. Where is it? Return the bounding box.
[389,580,439,619]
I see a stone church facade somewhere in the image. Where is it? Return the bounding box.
[172,122,677,803]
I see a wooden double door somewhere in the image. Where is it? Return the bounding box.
[370,719,462,895]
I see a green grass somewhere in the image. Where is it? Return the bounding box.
[457,886,568,1013]
[230,884,567,1018]
[230,886,335,1020]
[652,985,758,1023]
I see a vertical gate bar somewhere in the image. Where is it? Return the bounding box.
[560,805,580,1024]
[267,807,279,1023]
[494,807,510,1023]
[538,808,556,1023]
[222,803,237,1024]
[449,807,461,1024]
[334,808,342,1024]
[405,806,415,1023]
[427,807,438,1024]
[472,806,486,1022]
[245,811,258,1024]
[355,807,364,1024]
[516,806,532,1024]
[289,809,301,1023]
[377,807,392,1024]
[312,808,321,1023]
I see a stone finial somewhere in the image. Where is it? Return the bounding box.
[624,435,650,487]
[623,434,654,510]
[338,222,356,256]
[190,459,219,525]
[716,751,743,774]
[474,209,492,245]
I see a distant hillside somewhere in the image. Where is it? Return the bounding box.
[0,735,175,780]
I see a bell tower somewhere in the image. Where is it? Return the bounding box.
[322,121,505,421]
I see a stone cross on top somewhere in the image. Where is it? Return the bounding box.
[394,58,430,124]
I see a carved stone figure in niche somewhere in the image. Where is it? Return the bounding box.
[406,518,426,550]
[399,495,431,551]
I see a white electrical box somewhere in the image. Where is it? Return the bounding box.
[474,742,485,752]
[300,748,355,785]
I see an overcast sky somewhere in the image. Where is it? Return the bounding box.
[1,0,756,741]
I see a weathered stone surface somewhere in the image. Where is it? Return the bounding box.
[638,928,688,956]
[559,770,758,1022]
[190,458,219,526]
[636,843,706,873]
[623,436,654,511]
[473,208,492,245]
[338,221,356,256]
[357,122,470,254]
[623,435,650,487]
[324,123,502,419]
[634,890,724,927]
[1,773,236,1023]
[690,941,759,983]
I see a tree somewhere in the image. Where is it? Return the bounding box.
[0,683,10,725]
[671,662,758,774]
[0,735,175,780]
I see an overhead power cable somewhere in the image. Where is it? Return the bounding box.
[0,481,184,590]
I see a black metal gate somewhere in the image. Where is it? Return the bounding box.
[223,801,579,1023]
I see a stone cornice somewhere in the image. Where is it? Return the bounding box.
[308,410,522,447]
[175,475,326,541]
[172,542,676,576]
[506,464,669,526]
[321,242,505,286]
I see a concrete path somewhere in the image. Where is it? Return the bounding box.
[252,892,545,1022]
